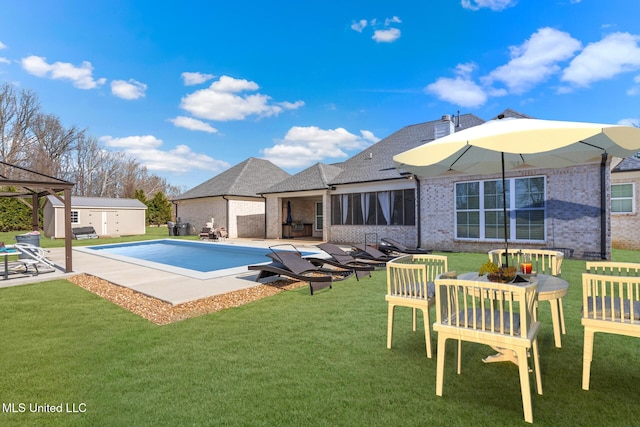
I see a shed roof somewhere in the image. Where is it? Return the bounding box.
[173,157,290,200]
[46,195,147,209]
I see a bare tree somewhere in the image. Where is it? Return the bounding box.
[28,113,84,179]
[0,83,40,176]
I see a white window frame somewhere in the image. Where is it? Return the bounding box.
[455,176,546,242]
[611,183,635,214]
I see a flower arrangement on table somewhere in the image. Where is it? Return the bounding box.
[478,261,518,283]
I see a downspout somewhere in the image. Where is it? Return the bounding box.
[222,195,230,235]
[260,194,267,239]
[415,175,422,248]
[600,153,608,260]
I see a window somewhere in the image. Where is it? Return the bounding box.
[331,189,416,226]
[70,210,79,224]
[455,176,545,241]
[611,183,634,213]
[315,202,323,231]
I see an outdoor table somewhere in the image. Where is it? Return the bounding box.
[0,246,19,280]
[458,272,569,348]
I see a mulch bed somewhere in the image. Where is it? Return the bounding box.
[67,273,306,325]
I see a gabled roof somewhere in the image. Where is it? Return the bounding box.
[613,156,640,172]
[328,113,486,185]
[46,195,147,209]
[174,157,290,200]
[263,162,344,194]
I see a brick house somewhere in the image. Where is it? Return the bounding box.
[611,156,640,250]
[261,109,618,259]
[172,157,290,238]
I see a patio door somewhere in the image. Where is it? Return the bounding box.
[315,202,323,231]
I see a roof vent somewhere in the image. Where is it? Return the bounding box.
[434,114,455,139]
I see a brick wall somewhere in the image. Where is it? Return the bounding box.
[420,162,611,259]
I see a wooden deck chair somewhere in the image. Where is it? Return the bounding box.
[581,265,640,390]
[433,277,541,423]
[386,254,448,358]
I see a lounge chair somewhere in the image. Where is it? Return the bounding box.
[12,243,56,275]
[248,248,352,295]
[317,243,386,269]
[379,238,432,255]
[352,244,395,263]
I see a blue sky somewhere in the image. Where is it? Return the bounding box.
[1,0,639,190]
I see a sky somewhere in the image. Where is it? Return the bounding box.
[1,0,640,190]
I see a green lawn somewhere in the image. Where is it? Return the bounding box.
[1,247,639,426]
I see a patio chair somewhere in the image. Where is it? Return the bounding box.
[248,249,352,295]
[351,244,395,263]
[433,277,542,423]
[581,265,640,390]
[386,254,449,358]
[379,238,432,255]
[317,243,386,269]
[12,243,56,275]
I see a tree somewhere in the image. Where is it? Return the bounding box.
[146,192,172,226]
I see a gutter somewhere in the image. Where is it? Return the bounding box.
[415,175,422,248]
[222,195,230,232]
[260,194,267,239]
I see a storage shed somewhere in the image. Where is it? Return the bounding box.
[43,196,147,238]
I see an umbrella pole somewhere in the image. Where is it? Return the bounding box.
[502,152,509,268]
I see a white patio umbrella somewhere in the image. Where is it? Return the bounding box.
[393,117,640,265]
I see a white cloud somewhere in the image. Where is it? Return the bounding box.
[100,135,229,173]
[372,28,401,43]
[168,116,218,133]
[385,16,402,26]
[350,19,368,32]
[0,58,9,64]
[181,71,215,86]
[484,27,581,94]
[180,75,304,121]
[0,41,6,49]
[262,126,379,168]
[561,32,640,88]
[627,75,640,96]
[352,16,402,43]
[461,0,517,11]
[426,63,488,108]
[618,118,639,127]
[20,55,106,89]
[111,79,147,100]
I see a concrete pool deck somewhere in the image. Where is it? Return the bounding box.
[0,238,326,305]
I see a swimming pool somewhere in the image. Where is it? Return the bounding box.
[76,239,318,280]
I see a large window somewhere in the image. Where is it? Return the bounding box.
[331,189,416,226]
[611,183,634,213]
[455,176,545,241]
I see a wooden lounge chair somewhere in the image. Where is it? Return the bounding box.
[248,249,352,295]
[581,263,640,390]
[434,277,542,423]
[317,243,386,269]
[379,238,432,255]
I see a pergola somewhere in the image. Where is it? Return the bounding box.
[0,161,74,272]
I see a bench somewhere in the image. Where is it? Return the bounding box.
[581,262,640,390]
[72,226,99,240]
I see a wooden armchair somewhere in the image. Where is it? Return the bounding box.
[386,254,448,358]
[581,265,640,390]
[488,248,564,276]
[433,277,542,424]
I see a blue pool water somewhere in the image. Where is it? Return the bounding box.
[82,239,316,279]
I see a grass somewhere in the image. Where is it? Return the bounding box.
[1,246,639,426]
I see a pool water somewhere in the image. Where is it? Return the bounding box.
[80,239,316,280]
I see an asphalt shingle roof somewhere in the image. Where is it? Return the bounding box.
[174,157,291,200]
[613,156,640,172]
[263,162,344,194]
[328,113,486,185]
